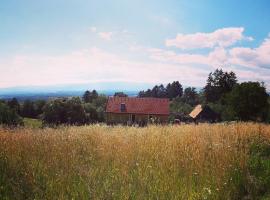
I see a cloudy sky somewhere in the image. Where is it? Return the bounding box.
[0,0,270,90]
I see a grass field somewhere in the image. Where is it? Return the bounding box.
[0,123,270,200]
[22,118,43,129]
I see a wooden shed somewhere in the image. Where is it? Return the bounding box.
[189,104,220,123]
[105,97,169,125]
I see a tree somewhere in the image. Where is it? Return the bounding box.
[91,95,107,122]
[43,99,68,125]
[182,87,199,106]
[84,103,98,123]
[7,98,20,113]
[226,82,269,121]
[170,97,193,114]
[166,81,183,99]
[204,69,237,103]
[35,100,46,117]
[114,92,128,97]
[66,97,86,125]
[138,81,183,99]
[21,100,36,118]
[0,102,22,126]
[83,90,91,103]
[83,90,99,103]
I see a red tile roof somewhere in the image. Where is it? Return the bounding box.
[106,97,169,115]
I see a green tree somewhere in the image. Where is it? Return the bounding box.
[0,102,22,126]
[21,100,36,118]
[227,82,269,121]
[66,97,86,125]
[166,81,183,99]
[204,69,237,103]
[43,99,68,125]
[114,92,128,97]
[83,90,99,103]
[34,100,46,117]
[182,87,199,106]
[84,103,98,123]
[92,95,107,122]
[170,98,193,114]
[7,98,20,113]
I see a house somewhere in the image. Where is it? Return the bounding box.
[189,104,220,123]
[105,97,169,125]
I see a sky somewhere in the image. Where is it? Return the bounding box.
[0,0,270,90]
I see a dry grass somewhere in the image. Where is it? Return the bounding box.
[0,123,270,199]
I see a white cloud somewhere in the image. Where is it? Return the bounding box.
[0,47,210,88]
[98,32,113,40]
[166,27,253,49]
[229,35,270,68]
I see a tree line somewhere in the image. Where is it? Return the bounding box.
[0,68,269,126]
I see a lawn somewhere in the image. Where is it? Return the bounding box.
[0,123,270,200]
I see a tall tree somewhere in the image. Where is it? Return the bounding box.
[182,87,199,106]
[83,90,99,103]
[83,90,91,103]
[227,82,269,121]
[166,81,183,99]
[204,69,237,102]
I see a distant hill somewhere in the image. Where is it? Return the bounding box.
[0,82,202,101]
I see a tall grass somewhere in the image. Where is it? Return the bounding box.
[0,123,270,199]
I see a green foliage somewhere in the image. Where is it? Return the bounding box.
[43,99,67,125]
[114,92,128,97]
[83,103,98,123]
[7,98,20,113]
[182,87,199,106]
[0,102,23,126]
[21,100,36,118]
[138,81,183,99]
[170,97,193,114]
[43,94,107,125]
[208,103,235,121]
[66,97,86,124]
[166,81,183,99]
[204,69,237,103]
[82,90,98,103]
[91,95,107,122]
[43,98,87,125]
[226,82,269,121]
[34,100,46,117]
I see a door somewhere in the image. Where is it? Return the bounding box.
[131,114,135,123]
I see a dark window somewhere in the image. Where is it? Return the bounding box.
[120,103,126,112]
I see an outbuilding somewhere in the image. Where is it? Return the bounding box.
[189,104,220,123]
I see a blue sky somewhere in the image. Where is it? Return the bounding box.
[0,0,270,90]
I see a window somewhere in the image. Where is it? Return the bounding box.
[120,103,126,112]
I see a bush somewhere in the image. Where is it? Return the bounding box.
[0,102,23,126]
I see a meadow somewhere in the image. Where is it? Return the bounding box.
[0,123,270,200]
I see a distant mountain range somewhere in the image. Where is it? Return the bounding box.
[0,82,153,100]
[0,82,202,101]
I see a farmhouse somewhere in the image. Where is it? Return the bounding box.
[189,104,220,123]
[105,97,169,125]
